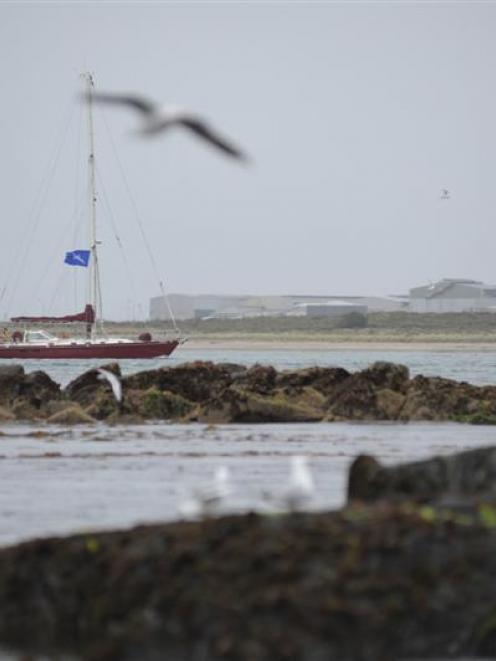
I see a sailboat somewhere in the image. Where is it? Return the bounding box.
[0,73,182,360]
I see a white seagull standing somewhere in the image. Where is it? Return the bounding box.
[179,466,232,519]
[97,368,122,404]
[262,455,315,513]
[85,91,248,161]
[282,455,315,512]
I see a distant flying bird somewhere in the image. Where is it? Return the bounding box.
[440,189,450,200]
[84,91,248,161]
[179,466,232,519]
[97,368,122,403]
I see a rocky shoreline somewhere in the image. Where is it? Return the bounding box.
[1,360,496,424]
[2,446,496,660]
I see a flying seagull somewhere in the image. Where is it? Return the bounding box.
[440,188,450,200]
[84,91,248,161]
[97,368,122,403]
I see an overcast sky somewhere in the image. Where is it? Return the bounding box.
[1,1,496,320]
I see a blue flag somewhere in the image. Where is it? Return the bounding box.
[64,250,91,267]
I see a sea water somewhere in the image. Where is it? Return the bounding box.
[1,346,496,547]
[8,345,496,386]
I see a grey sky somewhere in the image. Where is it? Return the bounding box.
[1,1,496,320]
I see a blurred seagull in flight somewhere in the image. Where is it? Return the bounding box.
[84,91,248,161]
[440,188,450,200]
[179,466,232,519]
[97,368,122,403]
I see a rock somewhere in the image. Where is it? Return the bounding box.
[11,398,41,421]
[360,361,410,392]
[123,361,239,403]
[46,405,96,425]
[0,405,14,421]
[20,370,61,409]
[375,388,406,419]
[197,386,324,423]
[277,366,351,396]
[0,365,24,406]
[400,374,489,422]
[4,360,496,424]
[3,506,496,660]
[64,363,121,408]
[348,446,496,504]
[326,374,380,420]
[237,364,277,394]
[140,387,195,420]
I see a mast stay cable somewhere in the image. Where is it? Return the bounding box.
[2,101,76,319]
[99,110,180,333]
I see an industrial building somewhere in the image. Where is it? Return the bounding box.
[408,279,496,313]
[149,280,496,320]
[150,293,405,321]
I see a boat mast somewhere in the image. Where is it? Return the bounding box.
[85,72,102,338]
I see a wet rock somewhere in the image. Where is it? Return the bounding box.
[326,374,380,420]
[348,445,496,504]
[11,398,41,421]
[0,365,24,406]
[237,364,277,394]
[197,386,324,423]
[123,361,239,403]
[6,360,496,424]
[3,506,496,660]
[0,405,14,421]
[20,370,61,409]
[375,388,406,419]
[64,363,121,408]
[276,366,351,396]
[46,405,96,425]
[139,387,195,420]
[360,361,410,393]
[401,374,487,422]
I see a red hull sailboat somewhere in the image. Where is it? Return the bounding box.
[1,74,183,360]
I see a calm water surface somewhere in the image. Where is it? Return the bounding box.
[7,344,496,385]
[1,421,496,548]
[2,346,496,548]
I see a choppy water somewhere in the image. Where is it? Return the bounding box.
[2,346,496,548]
[8,345,496,386]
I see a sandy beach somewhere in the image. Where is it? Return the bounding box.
[181,337,496,352]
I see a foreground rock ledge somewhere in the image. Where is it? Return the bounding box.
[2,503,496,660]
[2,360,496,423]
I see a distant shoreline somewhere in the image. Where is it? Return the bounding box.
[180,338,496,352]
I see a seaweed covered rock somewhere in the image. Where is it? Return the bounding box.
[3,506,496,660]
[46,404,97,425]
[400,374,491,422]
[196,385,325,423]
[3,359,496,424]
[123,361,242,403]
[348,445,496,504]
[0,366,61,420]
[138,387,195,420]
[360,361,409,393]
[326,373,381,420]
[64,363,121,409]
[276,366,351,396]
[0,365,24,406]
[20,370,61,409]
